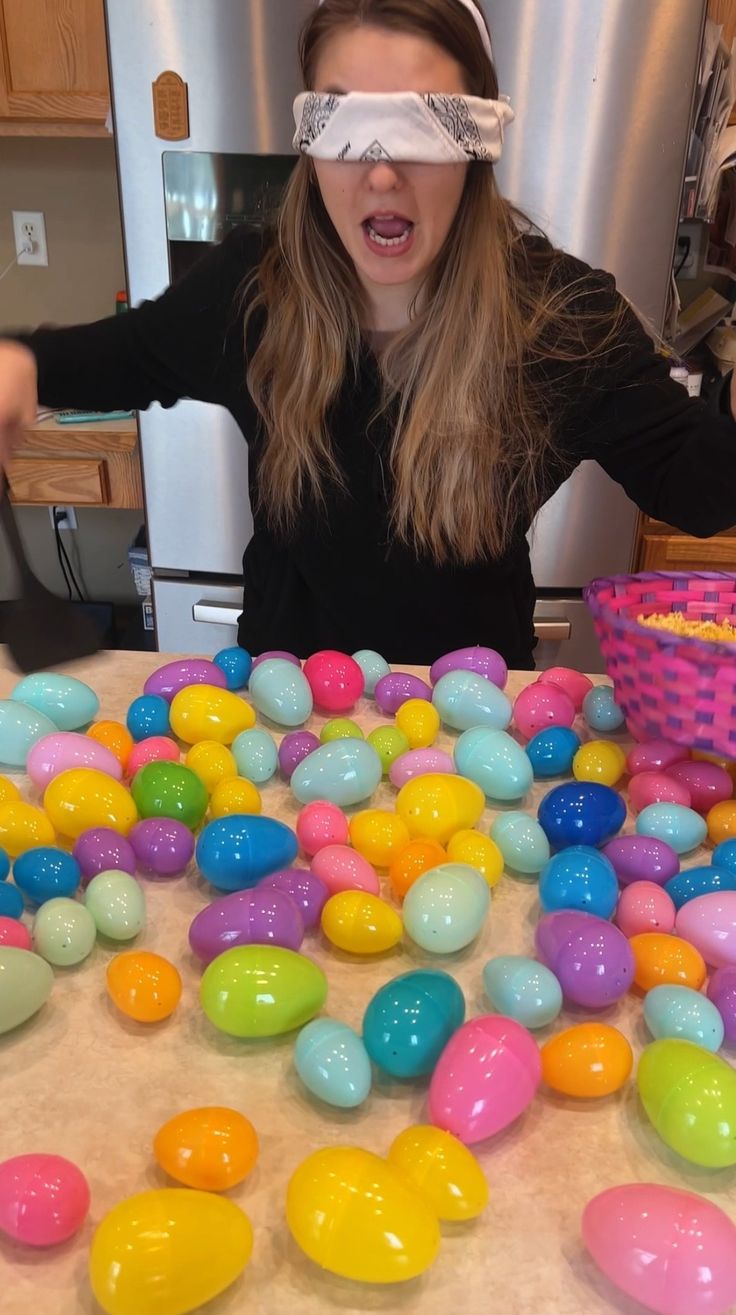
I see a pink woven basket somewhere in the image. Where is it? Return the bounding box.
[584,572,736,759]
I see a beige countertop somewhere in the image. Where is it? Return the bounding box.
[0,650,732,1315]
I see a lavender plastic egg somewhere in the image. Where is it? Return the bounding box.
[389,748,455,789]
[251,650,301,671]
[143,659,228,703]
[279,732,320,780]
[129,818,194,878]
[535,910,635,1008]
[601,836,680,887]
[189,888,305,964]
[429,647,508,691]
[261,868,329,930]
[72,827,137,885]
[627,740,690,776]
[374,672,432,715]
[26,732,122,791]
[675,892,736,968]
[707,966,736,1043]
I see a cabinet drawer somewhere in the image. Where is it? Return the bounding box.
[7,457,109,505]
[640,534,736,571]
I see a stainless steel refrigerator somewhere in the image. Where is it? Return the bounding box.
[105,0,706,667]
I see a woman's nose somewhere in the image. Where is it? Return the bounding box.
[366,161,404,192]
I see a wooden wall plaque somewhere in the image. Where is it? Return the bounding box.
[152,71,190,141]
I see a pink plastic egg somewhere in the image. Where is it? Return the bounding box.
[388,748,456,789]
[666,761,734,815]
[429,647,508,691]
[72,827,137,884]
[26,732,122,791]
[374,672,432,715]
[126,736,180,777]
[143,658,228,703]
[537,667,593,713]
[303,650,365,713]
[310,844,380,895]
[628,772,691,814]
[616,881,676,937]
[675,892,736,968]
[429,1015,541,1145]
[296,801,350,857]
[627,740,690,776]
[0,916,31,949]
[582,1183,736,1315]
[0,1154,90,1246]
[513,684,576,741]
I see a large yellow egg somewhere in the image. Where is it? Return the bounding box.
[387,1125,488,1221]
[573,740,626,786]
[0,775,21,807]
[0,801,55,858]
[541,1022,633,1097]
[396,773,485,844]
[446,829,504,887]
[169,685,255,746]
[395,699,441,749]
[44,769,138,840]
[209,777,261,818]
[348,809,410,867]
[321,891,403,955]
[185,741,237,794]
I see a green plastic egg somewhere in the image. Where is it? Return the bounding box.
[11,672,99,731]
[0,946,54,1033]
[33,897,97,966]
[321,718,364,744]
[403,863,491,953]
[200,945,327,1038]
[366,726,410,774]
[131,762,208,829]
[490,811,551,875]
[637,1038,736,1167]
[85,871,146,941]
[0,700,58,769]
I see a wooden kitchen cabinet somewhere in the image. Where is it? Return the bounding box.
[7,419,143,509]
[0,0,110,136]
[636,516,736,572]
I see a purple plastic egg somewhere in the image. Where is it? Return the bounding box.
[707,966,736,1044]
[628,772,691,814]
[601,836,680,887]
[26,732,122,791]
[616,881,676,937]
[143,658,228,703]
[252,650,301,671]
[389,748,456,789]
[261,867,329,930]
[429,647,508,691]
[627,740,690,776]
[72,827,136,885]
[188,887,304,964]
[535,910,635,1008]
[279,731,320,780]
[374,672,432,715]
[129,818,194,878]
[666,761,734,815]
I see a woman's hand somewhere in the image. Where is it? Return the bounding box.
[0,341,38,483]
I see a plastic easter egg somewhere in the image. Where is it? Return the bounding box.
[44,768,137,841]
[539,846,619,918]
[213,646,252,691]
[196,814,298,891]
[675,891,736,967]
[85,871,145,941]
[483,955,562,1028]
[286,1147,440,1283]
[526,726,580,779]
[363,968,465,1078]
[616,881,676,936]
[89,1189,253,1315]
[0,882,23,918]
[261,867,329,930]
[106,950,182,1022]
[708,965,736,1043]
[713,837,736,874]
[454,727,533,802]
[125,736,179,778]
[490,811,550,874]
[33,897,96,966]
[27,731,122,790]
[366,725,410,773]
[345,810,408,869]
[375,671,432,715]
[573,739,627,787]
[0,800,56,857]
[0,845,8,881]
[429,1015,541,1144]
[252,649,301,670]
[389,747,455,789]
[535,910,634,1007]
[126,694,170,742]
[291,739,382,808]
[311,844,380,895]
[231,728,278,784]
[351,648,390,696]
[403,863,490,953]
[630,932,706,991]
[0,699,58,769]
[303,650,364,713]
[537,666,593,711]
[0,916,31,949]
[637,1038,736,1167]
[513,683,576,740]
[72,827,136,883]
[209,777,261,818]
[295,1019,372,1108]
[0,776,20,807]
[627,739,690,775]
[387,1125,488,1221]
[430,645,507,690]
[665,864,736,909]
[189,887,304,964]
[296,800,349,856]
[322,890,402,954]
[0,946,53,1033]
[143,658,228,703]
[200,944,327,1037]
[130,762,207,829]
[87,720,134,769]
[395,698,440,749]
[12,671,98,731]
[541,1022,632,1097]
[248,658,313,727]
[583,683,625,732]
[538,782,626,850]
[278,730,320,779]
[693,749,736,782]
[0,1153,89,1246]
[667,760,733,814]
[396,773,484,844]
[582,1182,736,1315]
[320,717,363,743]
[184,740,236,793]
[129,818,194,878]
[154,1107,258,1190]
[432,670,511,732]
[446,829,503,887]
[644,984,724,1051]
[388,838,448,900]
[601,835,679,887]
[707,800,736,845]
[169,684,255,746]
[13,846,80,903]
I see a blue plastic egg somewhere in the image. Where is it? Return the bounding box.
[582,684,625,733]
[213,646,252,691]
[665,864,736,910]
[490,811,550,874]
[0,848,8,883]
[352,649,390,697]
[126,695,170,742]
[0,882,23,918]
[526,727,581,779]
[454,728,533,802]
[539,846,619,918]
[403,863,490,953]
[248,659,313,728]
[11,672,98,732]
[231,729,279,784]
[432,671,512,733]
[291,739,382,808]
[13,847,81,904]
[362,968,465,1078]
[713,839,736,875]
[483,954,563,1028]
[538,783,626,849]
[196,815,299,891]
[295,1018,372,1108]
[636,803,707,855]
[0,701,58,770]
[644,984,725,1051]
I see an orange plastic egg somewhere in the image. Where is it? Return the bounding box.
[153,1106,259,1191]
[87,720,134,769]
[388,838,448,901]
[106,950,182,1023]
[0,775,21,807]
[0,801,56,858]
[209,777,262,819]
[446,829,504,887]
[630,932,706,992]
[349,809,410,868]
[707,800,736,846]
[541,1022,633,1097]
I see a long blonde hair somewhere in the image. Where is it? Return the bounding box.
[244,0,627,564]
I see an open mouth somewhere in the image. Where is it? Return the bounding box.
[362,213,415,252]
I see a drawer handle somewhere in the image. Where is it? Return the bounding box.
[534,618,572,641]
[192,601,241,626]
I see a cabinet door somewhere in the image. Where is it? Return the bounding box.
[0,0,109,131]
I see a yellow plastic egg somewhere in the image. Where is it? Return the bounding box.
[395,699,441,749]
[321,891,403,955]
[209,777,262,818]
[446,829,504,887]
[0,800,56,858]
[541,1022,633,1097]
[185,741,237,794]
[169,685,255,746]
[396,773,485,844]
[348,809,410,867]
[0,775,21,807]
[573,739,626,786]
[44,769,138,840]
[387,1125,488,1221]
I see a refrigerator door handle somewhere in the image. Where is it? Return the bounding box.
[192,601,242,626]
[534,618,572,641]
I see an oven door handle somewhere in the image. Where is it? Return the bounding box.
[534,618,572,641]
[192,601,241,627]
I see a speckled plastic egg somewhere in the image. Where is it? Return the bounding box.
[200,944,327,1038]
[627,739,690,775]
[278,731,320,780]
[403,863,490,954]
[526,726,581,779]
[616,881,676,937]
[184,741,236,793]
[348,809,410,868]
[0,802,56,858]
[630,932,706,991]
[169,684,255,746]
[322,891,402,955]
[12,672,98,732]
[430,646,507,690]
[320,718,363,744]
[538,783,626,850]
[126,694,171,742]
[261,867,329,931]
[394,699,440,750]
[429,1015,541,1144]
[396,773,484,844]
[537,667,593,712]
[351,649,390,696]
[667,760,733,814]
[490,811,550,874]
[644,984,724,1051]
[295,1019,372,1108]
[573,740,627,787]
[629,771,691,813]
[13,847,80,904]
[636,803,708,855]
[196,815,298,892]
[583,684,625,733]
[637,1038,736,1167]
[189,887,304,964]
[72,827,136,884]
[389,747,455,789]
[0,946,54,1034]
[362,968,465,1078]
[541,1022,633,1097]
[291,740,382,808]
[0,700,58,769]
[374,671,432,715]
[536,911,634,1007]
[296,801,349,857]
[311,844,379,896]
[539,846,619,919]
[708,966,736,1043]
[387,1125,488,1222]
[454,727,533,802]
[33,897,96,966]
[483,955,562,1028]
[27,732,122,791]
[231,728,278,784]
[675,891,736,968]
[366,726,409,774]
[602,835,680,887]
[44,768,138,841]
[213,646,252,691]
[84,871,145,941]
[513,683,576,740]
[303,650,365,713]
[665,864,736,910]
[131,762,207,830]
[432,670,512,732]
[446,830,504,887]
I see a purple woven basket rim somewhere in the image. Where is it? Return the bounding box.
[584,571,736,662]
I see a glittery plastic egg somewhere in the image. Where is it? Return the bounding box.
[106,950,182,1022]
[154,1107,258,1190]
[291,739,383,807]
[0,800,56,857]
[482,955,562,1028]
[196,814,298,891]
[44,768,137,840]
[637,1038,736,1167]
[12,671,98,731]
[644,984,724,1051]
[539,846,619,918]
[200,945,327,1038]
[388,838,448,900]
[630,932,706,991]
[513,683,576,740]
[295,1019,372,1108]
[535,910,634,1007]
[130,762,207,829]
[348,808,410,867]
[248,658,314,727]
[675,891,736,968]
[429,1015,541,1144]
[13,846,80,903]
[583,684,625,733]
[490,811,550,874]
[72,827,136,883]
[0,699,58,769]
[541,1022,632,1097]
[615,881,676,937]
[432,670,512,732]
[261,867,329,930]
[454,727,533,801]
[213,646,252,691]
[311,844,380,895]
[0,1153,89,1246]
[27,731,122,790]
[303,650,365,712]
[537,667,593,712]
[33,897,96,966]
[396,773,484,844]
[362,968,465,1078]
[296,800,349,857]
[573,739,627,787]
[322,890,402,955]
[84,871,145,941]
[366,726,410,773]
[209,777,262,818]
[395,698,440,749]
[446,829,503,887]
[87,721,134,769]
[351,649,390,696]
[189,887,304,964]
[126,694,170,742]
[538,782,626,850]
[430,646,507,690]
[183,740,236,793]
[129,818,194,878]
[169,684,255,745]
[601,835,680,887]
[387,1125,488,1221]
[143,658,228,703]
[0,946,54,1034]
[403,863,490,953]
[526,726,581,779]
[375,671,432,715]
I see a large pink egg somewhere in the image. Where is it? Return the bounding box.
[303,650,365,713]
[582,1183,736,1315]
[628,772,691,814]
[389,748,456,789]
[512,684,576,741]
[126,736,180,777]
[143,658,228,703]
[429,646,508,690]
[627,740,690,776]
[296,801,349,857]
[27,732,122,791]
[0,1154,90,1246]
[666,761,733,815]
[616,881,676,937]
[537,667,593,712]
[310,844,380,895]
[428,1015,541,1145]
[675,892,736,968]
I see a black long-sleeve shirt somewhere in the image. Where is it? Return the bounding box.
[10,225,736,665]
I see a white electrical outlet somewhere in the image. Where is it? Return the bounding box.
[12,211,48,266]
[49,506,77,531]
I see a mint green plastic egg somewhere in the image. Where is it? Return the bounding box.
[432,671,512,733]
[84,870,145,941]
[0,946,54,1033]
[12,672,99,732]
[231,729,279,784]
[491,811,551,874]
[403,863,490,953]
[248,660,313,728]
[295,1018,372,1108]
[33,897,97,966]
[0,700,58,770]
[291,740,382,807]
[454,728,533,801]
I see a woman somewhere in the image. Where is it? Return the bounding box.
[1,0,735,666]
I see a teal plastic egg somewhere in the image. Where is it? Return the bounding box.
[454,728,533,802]
[0,946,54,1034]
[432,671,512,733]
[295,1018,372,1108]
[636,803,708,855]
[490,811,551,874]
[403,863,490,953]
[0,701,58,769]
[643,984,725,1051]
[483,954,563,1028]
[33,897,97,967]
[247,659,313,728]
[231,729,279,784]
[362,969,466,1078]
[11,672,99,732]
[84,871,145,940]
[291,740,382,808]
[352,649,390,697]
